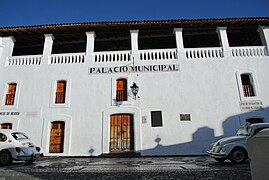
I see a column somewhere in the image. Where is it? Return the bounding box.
[258,26,269,55]
[173,28,185,59]
[216,27,231,58]
[43,34,54,62]
[1,36,15,66]
[0,37,3,60]
[130,30,139,62]
[86,31,95,62]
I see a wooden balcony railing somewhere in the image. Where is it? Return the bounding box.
[5,94,15,105]
[55,92,66,104]
[243,85,255,97]
[116,90,127,101]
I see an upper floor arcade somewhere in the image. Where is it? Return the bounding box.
[0,17,269,67]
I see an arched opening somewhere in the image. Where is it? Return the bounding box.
[49,121,65,153]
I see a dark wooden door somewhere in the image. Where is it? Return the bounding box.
[49,121,65,153]
[110,114,134,152]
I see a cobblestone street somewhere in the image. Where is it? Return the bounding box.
[0,156,251,179]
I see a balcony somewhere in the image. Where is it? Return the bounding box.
[3,25,269,67]
[5,45,268,67]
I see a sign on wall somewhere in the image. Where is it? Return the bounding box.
[89,64,179,74]
[180,114,191,121]
[0,111,20,116]
[240,100,263,111]
[142,116,147,124]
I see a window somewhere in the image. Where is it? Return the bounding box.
[151,111,163,127]
[1,123,12,129]
[246,118,263,124]
[12,132,29,140]
[116,79,127,101]
[55,81,66,104]
[241,74,255,97]
[5,83,17,105]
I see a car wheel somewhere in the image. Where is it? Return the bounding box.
[0,150,13,166]
[228,147,247,164]
[213,157,226,162]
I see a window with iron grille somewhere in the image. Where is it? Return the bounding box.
[55,81,66,104]
[240,74,255,97]
[116,79,127,101]
[5,83,16,105]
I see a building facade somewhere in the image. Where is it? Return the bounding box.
[0,18,269,156]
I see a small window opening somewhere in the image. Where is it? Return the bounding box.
[55,81,66,104]
[241,74,255,97]
[1,123,12,129]
[151,111,163,127]
[5,83,17,105]
[116,79,127,101]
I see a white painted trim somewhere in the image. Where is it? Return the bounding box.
[235,70,260,101]
[102,107,142,154]
[49,79,71,108]
[1,81,21,109]
[42,114,72,156]
[111,77,133,106]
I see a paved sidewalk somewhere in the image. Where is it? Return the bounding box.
[0,156,251,179]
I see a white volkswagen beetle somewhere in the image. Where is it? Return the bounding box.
[207,123,269,164]
[0,129,41,165]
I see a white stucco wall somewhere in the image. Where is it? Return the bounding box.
[1,27,269,156]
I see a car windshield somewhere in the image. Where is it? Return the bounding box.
[236,126,252,136]
[11,132,29,140]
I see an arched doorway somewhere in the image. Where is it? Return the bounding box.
[49,121,65,153]
[110,114,134,153]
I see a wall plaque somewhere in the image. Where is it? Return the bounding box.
[240,100,263,111]
[180,114,191,121]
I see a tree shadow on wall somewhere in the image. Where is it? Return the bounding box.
[141,107,269,156]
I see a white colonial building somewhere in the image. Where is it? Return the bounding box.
[0,17,269,156]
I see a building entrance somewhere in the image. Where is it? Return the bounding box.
[49,121,65,153]
[110,114,134,153]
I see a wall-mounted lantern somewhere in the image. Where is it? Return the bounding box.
[130,82,139,100]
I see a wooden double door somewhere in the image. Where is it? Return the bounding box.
[49,121,65,153]
[110,114,134,152]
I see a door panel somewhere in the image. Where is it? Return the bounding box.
[110,114,134,152]
[49,121,65,153]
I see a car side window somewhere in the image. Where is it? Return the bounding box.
[253,128,265,136]
[0,133,7,142]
